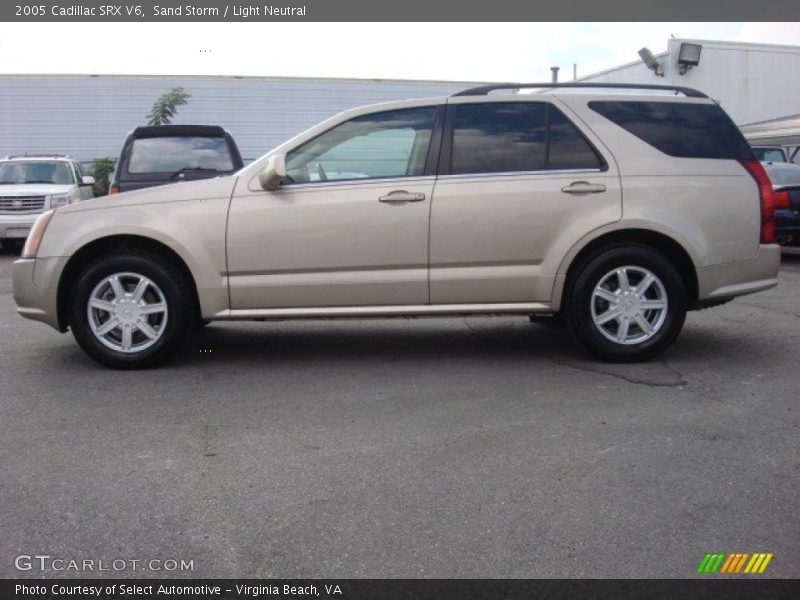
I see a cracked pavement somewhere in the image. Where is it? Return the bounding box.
[1,249,798,578]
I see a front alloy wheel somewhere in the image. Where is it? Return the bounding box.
[87,272,169,353]
[70,251,193,368]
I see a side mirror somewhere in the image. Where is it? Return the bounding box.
[81,175,96,186]
[259,154,287,191]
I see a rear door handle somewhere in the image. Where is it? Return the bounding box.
[379,190,426,203]
[561,181,607,195]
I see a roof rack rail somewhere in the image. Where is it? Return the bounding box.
[452,82,708,98]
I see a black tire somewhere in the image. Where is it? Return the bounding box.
[565,244,687,362]
[68,251,194,369]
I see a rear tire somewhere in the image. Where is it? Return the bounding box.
[565,245,687,362]
[68,251,194,369]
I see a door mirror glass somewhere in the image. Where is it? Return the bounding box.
[259,154,287,191]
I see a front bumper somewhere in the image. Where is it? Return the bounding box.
[0,214,38,239]
[697,244,781,300]
[13,256,68,331]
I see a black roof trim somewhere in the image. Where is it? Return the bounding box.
[131,125,228,138]
[452,82,708,98]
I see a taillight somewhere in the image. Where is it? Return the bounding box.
[773,190,790,210]
[109,186,119,195]
[739,159,775,244]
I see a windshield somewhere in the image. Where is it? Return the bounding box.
[752,147,788,162]
[127,136,234,174]
[0,161,75,185]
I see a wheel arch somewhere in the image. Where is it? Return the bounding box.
[57,234,201,331]
[552,228,699,311]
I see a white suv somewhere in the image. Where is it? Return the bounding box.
[0,155,94,249]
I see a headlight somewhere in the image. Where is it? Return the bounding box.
[21,210,55,259]
[49,194,71,208]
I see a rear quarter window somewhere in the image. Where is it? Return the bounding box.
[588,101,753,160]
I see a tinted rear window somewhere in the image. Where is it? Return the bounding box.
[450,102,603,175]
[127,136,234,174]
[588,101,753,160]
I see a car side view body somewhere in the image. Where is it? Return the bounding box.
[13,83,780,368]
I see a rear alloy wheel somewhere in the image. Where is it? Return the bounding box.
[70,252,193,368]
[567,245,687,362]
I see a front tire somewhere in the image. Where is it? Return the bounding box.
[69,251,193,369]
[566,245,687,362]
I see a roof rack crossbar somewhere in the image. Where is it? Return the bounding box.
[452,82,708,98]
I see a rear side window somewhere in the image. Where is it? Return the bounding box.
[449,102,603,175]
[127,136,234,174]
[589,101,753,160]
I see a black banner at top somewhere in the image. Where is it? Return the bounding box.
[3,0,800,21]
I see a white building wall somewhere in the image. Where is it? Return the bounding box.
[581,39,800,126]
[0,74,485,163]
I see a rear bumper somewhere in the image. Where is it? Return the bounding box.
[0,214,38,239]
[13,256,67,330]
[697,244,780,300]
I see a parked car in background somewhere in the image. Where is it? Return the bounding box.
[109,125,244,194]
[751,145,789,163]
[0,155,94,250]
[762,161,800,246]
[13,83,781,368]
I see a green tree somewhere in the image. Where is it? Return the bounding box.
[90,156,116,196]
[147,87,190,126]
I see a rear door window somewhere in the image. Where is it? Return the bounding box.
[127,136,234,174]
[589,101,753,160]
[448,102,604,175]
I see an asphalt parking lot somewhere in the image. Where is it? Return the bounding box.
[1,248,798,579]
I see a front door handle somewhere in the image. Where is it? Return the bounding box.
[379,190,426,203]
[561,181,607,195]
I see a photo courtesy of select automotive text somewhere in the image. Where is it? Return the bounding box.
[1,1,800,598]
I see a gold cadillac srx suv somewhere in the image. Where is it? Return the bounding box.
[13,83,781,368]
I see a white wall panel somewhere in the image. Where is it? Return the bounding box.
[0,75,485,162]
[581,40,800,126]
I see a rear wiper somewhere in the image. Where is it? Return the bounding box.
[169,167,219,181]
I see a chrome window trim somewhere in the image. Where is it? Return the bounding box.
[437,168,604,181]
[278,175,438,191]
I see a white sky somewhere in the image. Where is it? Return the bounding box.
[0,22,798,81]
